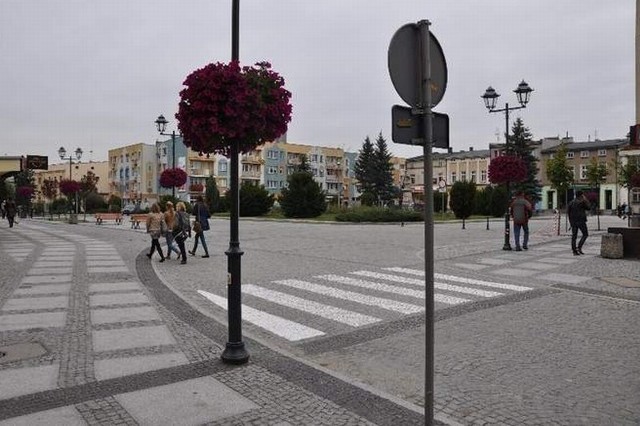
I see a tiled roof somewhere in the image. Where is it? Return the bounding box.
[540,139,627,153]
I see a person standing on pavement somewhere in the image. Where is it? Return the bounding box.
[174,202,191,264]
[509,191,533,251]
[163,201,181,260]
[567,190,591,255]
[189,195,210,258]
[145,203,166,262]
[5,199,17,228]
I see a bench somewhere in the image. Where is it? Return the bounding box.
[607,227,640,258]
[130,214,149,229]
[95,213,123,225]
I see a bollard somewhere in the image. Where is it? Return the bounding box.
[486,217,490,230]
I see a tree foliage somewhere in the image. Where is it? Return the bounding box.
[449,181,476,220]
[545,142,574,207]
[354,136,376,202]
[618,156,640,188]
[354,133,394,205]
[205,176,224,213]
[585,157,608,190]
[280,167,327,218]
[510,118,542,203]
[41,178,58,201]
[224,182,274,217]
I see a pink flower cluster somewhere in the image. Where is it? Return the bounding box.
[59,180,81,196]
[488,155,528,184]
[176,61,292,156]
[160,168,188,189]
[16,186,34,199]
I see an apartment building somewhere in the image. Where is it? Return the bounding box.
[33,161,110,203]
[108,143,157,203]
[539,138,628,210]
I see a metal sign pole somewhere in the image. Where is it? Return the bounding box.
[418,19,435,425]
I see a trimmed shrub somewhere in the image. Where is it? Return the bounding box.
[335,206,422,222]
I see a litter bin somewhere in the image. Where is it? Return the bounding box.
[69,213,78,224]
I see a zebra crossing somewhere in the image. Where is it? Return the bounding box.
[197,266,533,342]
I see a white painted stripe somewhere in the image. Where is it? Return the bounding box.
[273,279,424,314]
[434,282,501,298]
[435,273,531,292]
[433,293,470,305]
[352,270,501,297]
[197,290,324,341]
[351,271,424,286]
[383,267,532,292]
[244,284,379,327]
[316,274,424,299]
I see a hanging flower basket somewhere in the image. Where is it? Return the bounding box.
[189,183,204,192]
[488,155,528,184]
[176,61,292,156]
[59,180,81,197]
[160,168,188,189]
[16,186,34,199]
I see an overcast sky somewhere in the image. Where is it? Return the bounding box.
[0,0,635,165]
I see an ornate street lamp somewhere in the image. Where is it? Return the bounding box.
[58,146,83,216]
[155,114,180,198]
[481,80,533,250]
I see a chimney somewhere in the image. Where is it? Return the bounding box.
[447,147,453,154]
[469,147,474,151]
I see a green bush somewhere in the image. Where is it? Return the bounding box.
[107,195,122,213]
[225,182,274,216]
[280,171,327,218]
[50,197,70,214]
[84,192,107,213]
[335,206,422,222]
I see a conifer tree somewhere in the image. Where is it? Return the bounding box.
[510,118,541,204]
[354,136,376,204]
[373,132,395,204]
[280,157,326,218]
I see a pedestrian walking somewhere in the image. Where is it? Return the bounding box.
[173,202,191,265]
[145,203,166,262]
[567,191,590,255]
[189,195,211,258]
[1,200,5,219]
[163,201,181,260]
[5,199,17,228]
[510,191,533,251]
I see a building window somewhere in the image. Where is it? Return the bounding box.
[632,188,640,203]
[598,149,607,157]
[471,171,476,182]
[310,154,318,162]
[460,171,466,181]
[267,150,279,159]
[266,180,278,189]
[580,151,589,158]
[267,167,277,175]
[451,172,457,183]
[567,152,574,159]
[219,162,227,173]
[481,170,487,182]
[549,153,554,159]
[580,164,588,180]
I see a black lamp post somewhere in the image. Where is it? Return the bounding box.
[481,80,533,250]
[221,0,249,365]
[58,146,83,214]
[155,114,179,198]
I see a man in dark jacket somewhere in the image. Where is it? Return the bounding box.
[510,191,533,251]
[4,199,17,228]
[567,191,590,255]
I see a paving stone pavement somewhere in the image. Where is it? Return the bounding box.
[1,216,638,425]
[0,221,426,425]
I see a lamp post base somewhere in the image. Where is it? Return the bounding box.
[503,211,512,251]
[221,342,249,365]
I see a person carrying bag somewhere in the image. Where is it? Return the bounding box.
[189,195,211,258]
[173,202,191,264]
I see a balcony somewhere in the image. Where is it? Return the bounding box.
[241,155,264,164]
[325,175,342,183]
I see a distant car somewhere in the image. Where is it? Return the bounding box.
[121,204,136,215]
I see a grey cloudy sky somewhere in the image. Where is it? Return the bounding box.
[0,0,635,164]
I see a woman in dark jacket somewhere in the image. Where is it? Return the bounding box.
[174,202,191,264]
[189,195,211,258]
